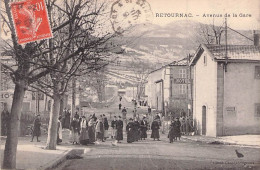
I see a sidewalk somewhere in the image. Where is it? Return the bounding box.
[182,134,260,148]
[0,130,89,170]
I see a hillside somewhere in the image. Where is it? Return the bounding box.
[116,20,254,67]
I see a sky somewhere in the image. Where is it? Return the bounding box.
[145,0,260,30]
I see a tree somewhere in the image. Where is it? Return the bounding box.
[0,0,115,168]
[196,19,225,45]
[129,60,153,100]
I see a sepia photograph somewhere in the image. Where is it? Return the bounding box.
[0,0,260,169]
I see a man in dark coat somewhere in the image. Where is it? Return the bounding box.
[119,103,122,110]
[148,106,151,115]
[140,116,148,140]
[151,116,160,141]
[133,117,140,141]
[126,118,135,143]
[115,116,123,143]
[174,117,182,140]
[31,115,41,142]
[168,120,175,143]
[1,105,10,136]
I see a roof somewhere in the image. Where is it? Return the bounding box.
[190,44,260,65]
[149,57,188,74]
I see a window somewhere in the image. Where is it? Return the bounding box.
[204,55,207,66]
[179,69,186,78]
[255,103,260,117]
[178,84,187,94]
[255,66,260,79]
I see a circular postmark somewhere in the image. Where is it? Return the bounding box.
[110,0,153,35]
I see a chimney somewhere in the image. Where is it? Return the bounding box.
[253,30,260,46]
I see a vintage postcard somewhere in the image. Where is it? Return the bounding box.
[0,0,260,169]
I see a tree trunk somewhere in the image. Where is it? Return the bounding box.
[59,95,64,116]
[72,77,76,114]
[45,93,60,150]
[3,83,26,169]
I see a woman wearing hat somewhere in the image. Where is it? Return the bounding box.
[96,115,105,142]
[79,116,89,145]
[126,118,135,143]
[88,115,96,144]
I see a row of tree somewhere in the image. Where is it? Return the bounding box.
[1,0,121,168]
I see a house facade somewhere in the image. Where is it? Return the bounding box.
[190,44,260,137]
[145,58,193,117]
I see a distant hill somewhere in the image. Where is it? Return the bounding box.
[115,20,254,67]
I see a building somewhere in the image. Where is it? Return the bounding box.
[0,56,52,117]
[190,44,260,137]
[145,58,193,117]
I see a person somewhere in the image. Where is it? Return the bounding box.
[1,105,10,136]
[140,116,148,140]
[96,116,104,142]
[119,96,122,101]
[115,116,123,143]
[132,110,136,118]
[151,116,160,141]
[62,108,67,128]
[180,116,185,135]
[57,116,63,145]
[103,114,109,140]
[133,117,140,141]
[31,115,41,142]
[79,116,89,145]
[88,116,96,144]
[170,117,181,142]
[126,118,135,143]
[74,111,80,120]
[134,101,137,108]
[168,120,175,143]
[111,116,117,139]
[148,106,151,115]
[70,116,80,144]
[122,107,127,120]
[119,103,122,110]
[64,108,71,129]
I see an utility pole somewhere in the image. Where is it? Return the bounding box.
[224,17,228,72]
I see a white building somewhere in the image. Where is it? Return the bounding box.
[190,44,260,137]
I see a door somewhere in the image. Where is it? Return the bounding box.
[202,106,207,135]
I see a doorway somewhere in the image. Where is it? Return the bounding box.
[202,106,207,135]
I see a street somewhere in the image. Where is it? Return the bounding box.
[55,133,260,170]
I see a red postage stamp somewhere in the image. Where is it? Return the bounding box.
[10,0,53,44]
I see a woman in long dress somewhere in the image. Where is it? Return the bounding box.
[57,116,63,145]
[79,116,89,145]
[96,116,104,142]
[31,115,41,142]
[126,118,135,143]
[103,114,109,140]
[88,116,96,144]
